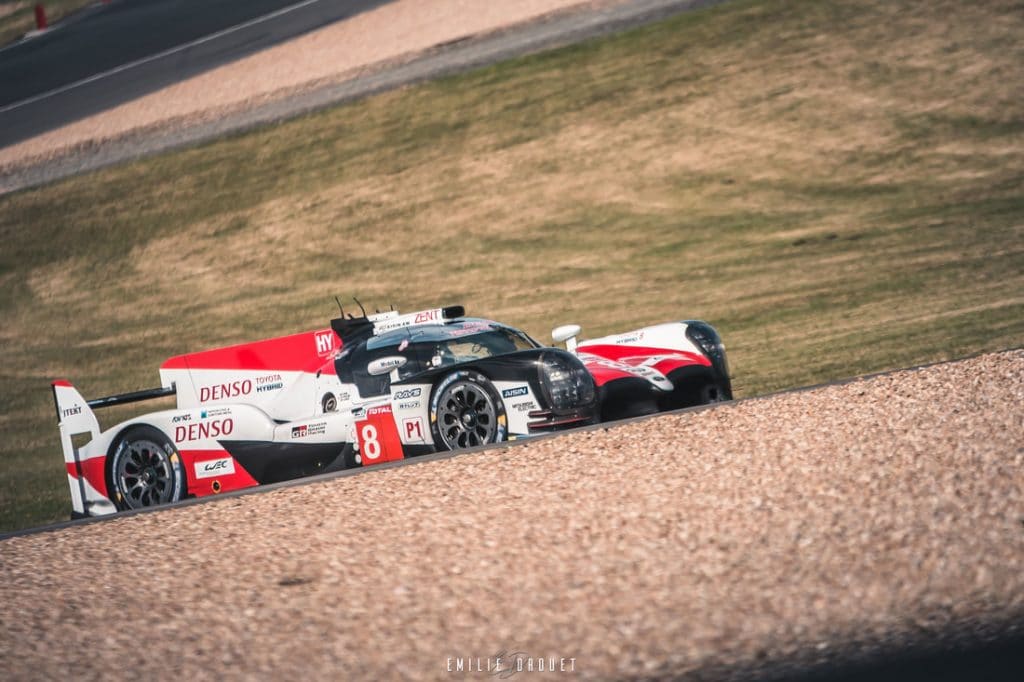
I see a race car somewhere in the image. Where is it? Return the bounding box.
[52,304,731,518]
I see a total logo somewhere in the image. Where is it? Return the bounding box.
[175,418,234,443]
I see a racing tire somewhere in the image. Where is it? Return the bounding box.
[108,425,186,511]
[429,371,507,451]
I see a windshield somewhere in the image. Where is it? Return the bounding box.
[423,328,536,368]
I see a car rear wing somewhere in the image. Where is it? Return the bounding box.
[51,379,176,518]
[52,380,176,427]
[83,384,177,409]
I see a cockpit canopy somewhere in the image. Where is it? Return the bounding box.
[337,318,539,398]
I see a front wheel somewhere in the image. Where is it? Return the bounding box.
[108,425,185,510]
[429,371,506,450]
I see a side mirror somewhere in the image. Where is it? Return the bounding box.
[551,324,582,353]
[367,356,407,376]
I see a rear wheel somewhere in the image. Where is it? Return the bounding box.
[430,371,506,450]
[109,425,185,510]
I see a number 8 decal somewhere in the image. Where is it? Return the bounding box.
[361,423,381,460]
[357,404,404,464]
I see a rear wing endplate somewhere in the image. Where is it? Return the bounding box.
[51,380,176,518]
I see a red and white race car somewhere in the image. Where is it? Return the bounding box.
[53,305,731,517]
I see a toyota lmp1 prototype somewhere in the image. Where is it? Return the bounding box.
[52,305,731,518]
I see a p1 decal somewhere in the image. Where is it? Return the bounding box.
[403,417,426,444]
[356,405,404,464]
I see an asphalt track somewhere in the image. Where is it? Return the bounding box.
[0,0,394,146]
[0,0,728,194]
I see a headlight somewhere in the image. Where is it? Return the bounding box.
[685,322,730,379]
[538,352,595,410]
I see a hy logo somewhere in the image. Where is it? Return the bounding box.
[315,331,334,355]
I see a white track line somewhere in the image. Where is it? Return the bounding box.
[0,0,328,115]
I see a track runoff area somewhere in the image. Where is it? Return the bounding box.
[2,349,1006,542]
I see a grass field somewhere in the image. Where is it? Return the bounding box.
[1,0,1022,532]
